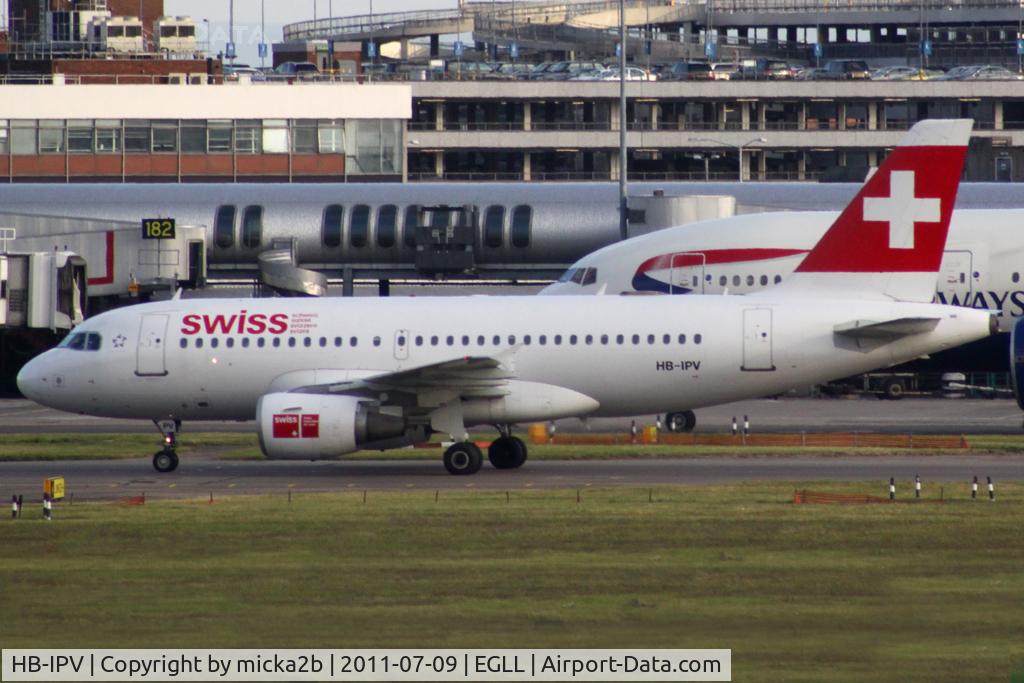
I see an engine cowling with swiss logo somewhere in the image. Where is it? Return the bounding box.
[256,393,412,460]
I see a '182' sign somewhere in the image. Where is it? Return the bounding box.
[142,218,176,239]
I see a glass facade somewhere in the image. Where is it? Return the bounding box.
[0,118,403,177]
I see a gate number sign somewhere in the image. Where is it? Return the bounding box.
[142,218,176,239]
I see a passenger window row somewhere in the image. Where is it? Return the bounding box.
[716,274,783,287]
[179,331,702,350]
[213,203,533,251]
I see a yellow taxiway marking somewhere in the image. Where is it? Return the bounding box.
[228,484,237,488]
[168,484,176,489]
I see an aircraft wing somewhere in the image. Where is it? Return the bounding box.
[292,355,516,402]
[834,317,940,339]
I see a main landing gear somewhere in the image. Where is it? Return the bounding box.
[665,410,697,433]
[442,427,528,475]
[152,418,181,473]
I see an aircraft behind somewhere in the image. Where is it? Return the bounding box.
[17,120,994,475]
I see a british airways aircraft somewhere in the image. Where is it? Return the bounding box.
[16,120,994,475]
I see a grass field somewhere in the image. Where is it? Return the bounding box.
[2,432,1024,462]
[2,484,1023,682]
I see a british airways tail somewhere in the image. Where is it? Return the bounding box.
[775,118,972,302]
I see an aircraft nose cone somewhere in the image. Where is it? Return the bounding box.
[16,356,45,403]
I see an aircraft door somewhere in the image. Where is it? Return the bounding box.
[670,252,706,294]
[939,250,973,304]
[394,329,410,361]
[136,314,169,376]
[742,308,775,371]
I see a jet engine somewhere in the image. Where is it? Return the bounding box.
[1012,318,1024,411]
[257,393,415,460]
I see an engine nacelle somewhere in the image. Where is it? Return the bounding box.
[1012,317,1024,411]
[257,393,410,460]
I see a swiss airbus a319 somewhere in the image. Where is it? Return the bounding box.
[17,119,994,475]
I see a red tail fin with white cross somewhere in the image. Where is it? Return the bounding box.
[783,119,972,302]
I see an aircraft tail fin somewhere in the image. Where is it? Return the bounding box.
[778,118,972,302]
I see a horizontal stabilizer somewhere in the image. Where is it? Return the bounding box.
[834,317,940,339]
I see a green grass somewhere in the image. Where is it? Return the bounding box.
[4,432,1024,462]
[2,484,1023,682]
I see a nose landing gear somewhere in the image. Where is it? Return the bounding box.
[152,418,181,473]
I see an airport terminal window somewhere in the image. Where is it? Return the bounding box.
[123,122,150,153]
[263,120,289,154]
[484,206,505,248]
[322,205,344,248]
[235,121,261,154]
[11,122,35,155]
[0,122,7,155]
[214,205,236,249]
[207,123,233,153]
[39,121,65,154]
[292,120,318,154]
[67,121,94,153]
[96,121,120,153]
[180,123,206,153]
[511,205,532,248]
[318,121,344,154]
[351,205,370,248]
[242,205,263,248]
[152,124,177,153]
[377,205,398,248]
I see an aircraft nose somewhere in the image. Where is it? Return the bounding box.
[17,355,47,403]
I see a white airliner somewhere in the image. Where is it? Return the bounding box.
[17,120,995,476]
[542,202,1024,324]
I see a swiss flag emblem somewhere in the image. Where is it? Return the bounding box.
[796,137,967,274]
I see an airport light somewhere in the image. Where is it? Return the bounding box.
[687,136,767,182]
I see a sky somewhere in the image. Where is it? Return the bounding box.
[168,0,459,65]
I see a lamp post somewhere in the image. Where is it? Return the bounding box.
[688,136,767,182]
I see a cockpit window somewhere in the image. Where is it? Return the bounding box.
[558,267,579,283]
[581,268,597,286]
[59,332,101,351]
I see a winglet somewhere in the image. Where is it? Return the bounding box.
[783,119,972,302]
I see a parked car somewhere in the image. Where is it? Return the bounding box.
[663,61,713,81]
[224,64,266,82]
[496,63,533,79]
[871,65,929,80]
[575,66,656,81]
[274,61,320,79]
[818,60,871,80]
[710,63,740,81]
[448,62,499,80]
[960,64,1024,80]
[731,59,794,80]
